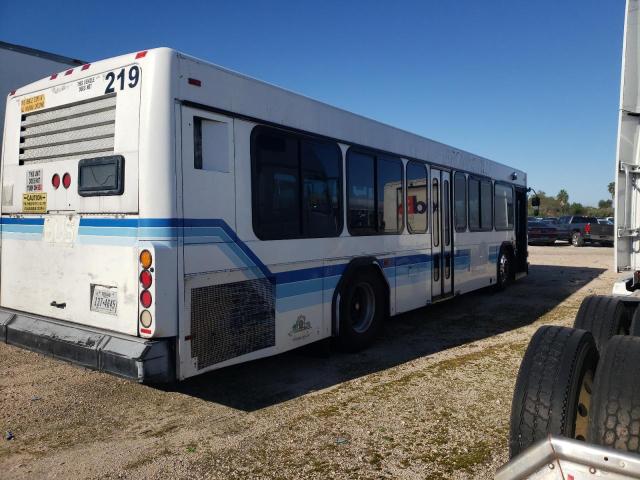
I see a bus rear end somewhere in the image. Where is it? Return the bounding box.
[0,51,174,382]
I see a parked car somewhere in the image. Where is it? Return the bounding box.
[554,215,614,246]
[527,221,558,245]
[597,217,613,225]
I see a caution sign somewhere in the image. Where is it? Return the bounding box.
[22,192,47,213]
[21,94,45,113]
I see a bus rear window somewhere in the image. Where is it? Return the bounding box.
[78,155,125,196]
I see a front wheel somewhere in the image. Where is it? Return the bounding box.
[336,269,386,352]
[572,231,585,247]
[496,249,512,290]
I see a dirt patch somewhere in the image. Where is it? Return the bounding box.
[0,245,617,479]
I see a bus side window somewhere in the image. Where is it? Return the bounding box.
[194,117,230,172]
[406,161,428,233]
[454,172,466,231]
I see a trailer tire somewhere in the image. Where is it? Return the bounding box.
[572,231,585,247]
[573,295,631,351]
[336,269,386,352]
[629,306,640,337]
[588,335,640,453]
[509,326,598,458]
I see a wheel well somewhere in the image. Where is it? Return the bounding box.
[331,257,390,336]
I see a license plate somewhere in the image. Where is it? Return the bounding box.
[91,285,118,315]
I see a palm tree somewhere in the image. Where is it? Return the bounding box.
[608,181,615,199]
[557,189,569,213]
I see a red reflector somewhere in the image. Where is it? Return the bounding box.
[188,78,202,87]
[81,64,91,71]
[62,173,71,189]
[140,328,152,335]
[64,69,74,76]
[135,50,148,59]
[140,290,152,308]
[50,73,58,80]
[52,174,60,189]
[139,270,153,289]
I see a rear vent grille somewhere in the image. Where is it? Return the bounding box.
[19,94,116,164]
[190,278,275,369]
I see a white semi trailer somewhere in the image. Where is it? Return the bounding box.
[0,41,83,148]
[500,2,640,478]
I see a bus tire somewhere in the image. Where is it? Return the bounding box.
[509,326,598,458]
[496,248,512,290]
[630,307,640,336]
[336,269,386,352]
[572,231,585,247]
[588,335,640,453]
[573,295,631,351]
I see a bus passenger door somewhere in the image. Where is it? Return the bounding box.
[431,168,453,299]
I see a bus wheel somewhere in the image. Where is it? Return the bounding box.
[509,326,598,458]
[573,295,631,351]
[337,270,385,352]
[572,231,585,247]
[588,335,640,453]
[496,248,512,290]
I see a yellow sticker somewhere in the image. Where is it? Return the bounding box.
[22,192,47,213]
[20,94,45,113]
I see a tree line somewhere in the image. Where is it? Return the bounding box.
[528,182,614,217]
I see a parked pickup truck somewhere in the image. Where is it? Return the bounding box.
[555,215,614,247]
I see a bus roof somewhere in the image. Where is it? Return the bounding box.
[6,47,526,183]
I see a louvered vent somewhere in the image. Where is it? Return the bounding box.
[190,278,275,369]
[19,94,116,164]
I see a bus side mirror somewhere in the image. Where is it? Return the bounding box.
[531,196,540,216]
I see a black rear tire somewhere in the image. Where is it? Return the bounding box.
[509,326,598,458]
[573,295,631,351]
[572,231,585,247]
[336,269,386,352]
[588,335,640,453]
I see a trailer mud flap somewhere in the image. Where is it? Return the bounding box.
[0,309,174,383]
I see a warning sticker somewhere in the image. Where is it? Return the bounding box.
[21,94,45,113]
[22,193,47,213]
[26,169,43,192]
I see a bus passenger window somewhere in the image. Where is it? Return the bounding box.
[193,117,230,172]
[377,157,403,234]
[348,151,376,234]
[432,178,440,246]
[406,161,428,233]
[468,178,480,230]
[443,179,450,246]
[480,180,493,230]
[454,172,466,231]
[301,140,343,237]
[251,126,343,240]
[494,183,514,230]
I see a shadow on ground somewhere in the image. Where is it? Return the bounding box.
[171,263,606,411]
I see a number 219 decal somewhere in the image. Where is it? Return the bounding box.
[104,66,140,94]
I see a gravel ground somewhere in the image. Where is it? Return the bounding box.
[0,244,617,479]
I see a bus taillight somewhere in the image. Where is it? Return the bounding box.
[140,270,152,289]
[140,290,152,308]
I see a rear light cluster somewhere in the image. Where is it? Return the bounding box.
[51,173,71,189]
[139,249,153,333]
[585,223,591,235]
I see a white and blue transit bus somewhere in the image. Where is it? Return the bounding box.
[0,48,528,382]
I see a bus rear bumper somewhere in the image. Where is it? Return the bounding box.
[0,308,175,383]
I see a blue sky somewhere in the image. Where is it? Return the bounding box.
[0,1,625,205]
